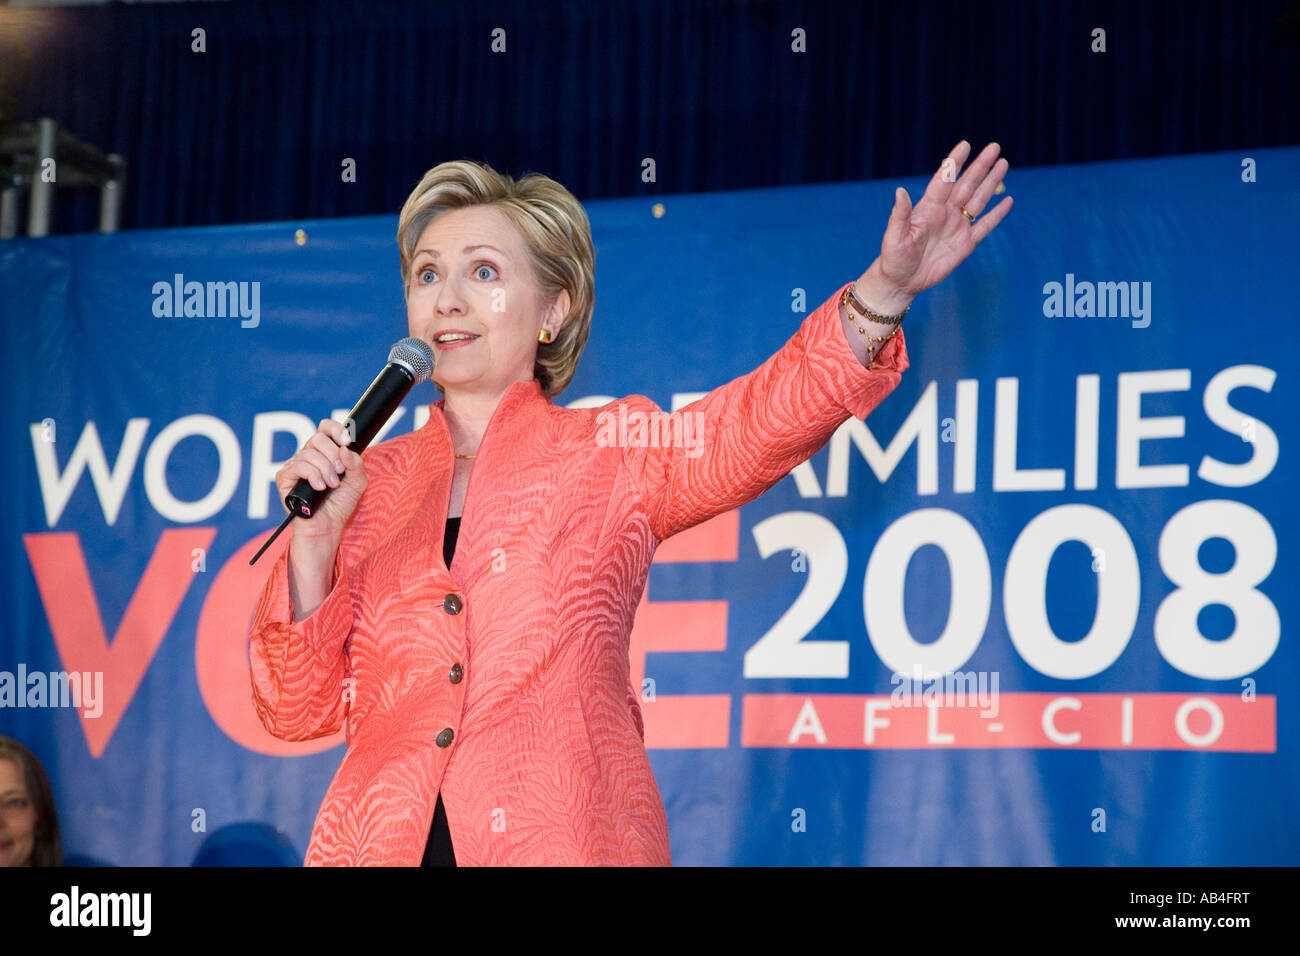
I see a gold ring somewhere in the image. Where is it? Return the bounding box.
[960,206,975,221]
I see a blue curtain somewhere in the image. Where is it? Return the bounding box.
[3,0,1298,233]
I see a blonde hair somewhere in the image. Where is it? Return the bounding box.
[397,160,595,397]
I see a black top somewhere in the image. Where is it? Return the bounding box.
[420,515,461,867]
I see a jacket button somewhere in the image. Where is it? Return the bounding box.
[436,728,454,747]
[449,662,464,684]
[442,593,463,615]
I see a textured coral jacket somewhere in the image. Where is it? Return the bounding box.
[247,280,908,866]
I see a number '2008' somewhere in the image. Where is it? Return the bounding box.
[744,500,1277,682]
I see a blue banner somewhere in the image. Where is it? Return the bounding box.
[2,146,1296,865]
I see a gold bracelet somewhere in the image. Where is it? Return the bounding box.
[841,285,902,364]
[845,282,908,326]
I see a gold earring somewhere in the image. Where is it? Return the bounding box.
[538,328,553,344]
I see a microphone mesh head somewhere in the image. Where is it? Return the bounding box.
[389,337,435,383]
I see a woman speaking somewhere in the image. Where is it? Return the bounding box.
[247,140,1011,866]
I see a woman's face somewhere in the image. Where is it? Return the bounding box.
[0,758,37,867]
[406,205,564,398]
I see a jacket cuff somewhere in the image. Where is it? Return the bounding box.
[811,280,911,420]
[251,535,354,664]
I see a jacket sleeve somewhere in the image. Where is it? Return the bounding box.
[247,531,355,741]
[619,279,909,541]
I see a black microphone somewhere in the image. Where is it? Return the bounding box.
[249,336,435,565]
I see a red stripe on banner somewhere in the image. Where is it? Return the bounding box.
[631,510,740,749]
[739,693,1276,752]
[644,695,732,749]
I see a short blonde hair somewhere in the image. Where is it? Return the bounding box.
[397,160,595,397]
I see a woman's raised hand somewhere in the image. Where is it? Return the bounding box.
[873,140,1013,299]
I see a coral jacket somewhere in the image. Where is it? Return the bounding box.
[248,280,908,866]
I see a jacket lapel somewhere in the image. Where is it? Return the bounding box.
[413,377,552,573]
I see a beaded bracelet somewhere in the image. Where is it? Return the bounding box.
[840,284,904,365]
